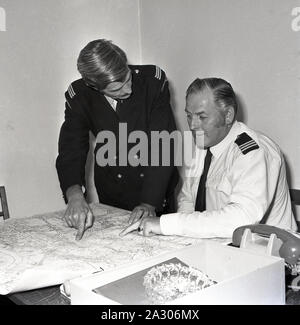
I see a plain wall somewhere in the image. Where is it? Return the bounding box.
[1,0,299,219]
[139,0,300,217]
[0,0,140,218]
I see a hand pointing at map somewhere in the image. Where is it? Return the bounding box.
[119,217,162,237]
[64,185,94,240]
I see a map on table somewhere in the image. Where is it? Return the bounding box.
[0,203,206,295]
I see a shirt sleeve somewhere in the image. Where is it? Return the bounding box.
[177,173,195,213]
[160,147,282,238]
[56,89,90,203]
[139,67,179,208]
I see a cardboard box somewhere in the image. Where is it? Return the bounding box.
[70,241,285,305]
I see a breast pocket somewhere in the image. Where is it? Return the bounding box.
[207,174,232,196]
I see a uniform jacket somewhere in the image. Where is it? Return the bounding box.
[160,121,297,238]
[56,65,178,212]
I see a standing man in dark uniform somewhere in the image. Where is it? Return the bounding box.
[56,39,178,240]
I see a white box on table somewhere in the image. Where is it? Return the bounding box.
[69,241,285,305]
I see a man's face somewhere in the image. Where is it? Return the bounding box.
[185,89,231,149]
[102,70,132,100]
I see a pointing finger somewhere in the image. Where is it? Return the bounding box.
[119,220,140,237]
[130,209,144,224]
[129,209,141,224]
[76,223,85,241]
[75,213,86,241]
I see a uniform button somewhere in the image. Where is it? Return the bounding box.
[117,174,122,179]
[140,173,144,178]
[114,155,117,160]
[134,154,139,159]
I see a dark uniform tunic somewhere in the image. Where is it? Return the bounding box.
[56,65,179,213]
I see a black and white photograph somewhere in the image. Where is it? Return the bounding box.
[0,0,300,311]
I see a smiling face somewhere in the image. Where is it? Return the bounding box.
[185,88,233,149]
[101,70,133,100]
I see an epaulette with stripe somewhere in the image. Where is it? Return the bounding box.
[154,65,162,80]
[235,132,259,155]
[130,65,163,80]
[132,65,167,92]
[67,83,76,99]
[153,66,168,92]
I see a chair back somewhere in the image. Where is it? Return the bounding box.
[290,189,300,206]
[290,189,300,231]
[0,186,10,220]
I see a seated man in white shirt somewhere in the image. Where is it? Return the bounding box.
[120,77,297,239]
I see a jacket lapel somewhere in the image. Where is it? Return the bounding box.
[117,74,144,133]
[92,92,120,135]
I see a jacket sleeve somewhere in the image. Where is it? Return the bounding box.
[56,88,90,203]
[139,67,179,209]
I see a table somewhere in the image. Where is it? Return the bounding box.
[4,269,300,306]
[0,203,204,303]
[1,203,300,305]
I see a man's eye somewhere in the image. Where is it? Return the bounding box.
[186,114,206,120]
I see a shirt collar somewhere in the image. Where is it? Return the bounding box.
[210,121,240,158]
[104,95,117,110]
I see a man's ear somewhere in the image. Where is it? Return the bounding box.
[225,106,235,125]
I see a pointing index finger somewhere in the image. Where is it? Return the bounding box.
[119,220,140,237]
[129,209,143,224]
[75,219,86,241]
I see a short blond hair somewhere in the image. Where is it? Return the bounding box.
[77,39,128,90]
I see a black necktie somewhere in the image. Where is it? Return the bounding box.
[116,100,122,116]
[195,148,212,212]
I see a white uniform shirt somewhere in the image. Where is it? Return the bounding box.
[160,121,297,238]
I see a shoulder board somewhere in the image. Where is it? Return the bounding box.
[130,65,163,81]
[154,65,162,80]
[235,132,259,155]
[67,83,76,99]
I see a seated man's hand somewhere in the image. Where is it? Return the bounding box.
[128,203,156,224]
[139,217,162,237]
[119,216,162,237]
[64,194,94,241]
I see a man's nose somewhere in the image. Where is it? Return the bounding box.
[190,116,201,130]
